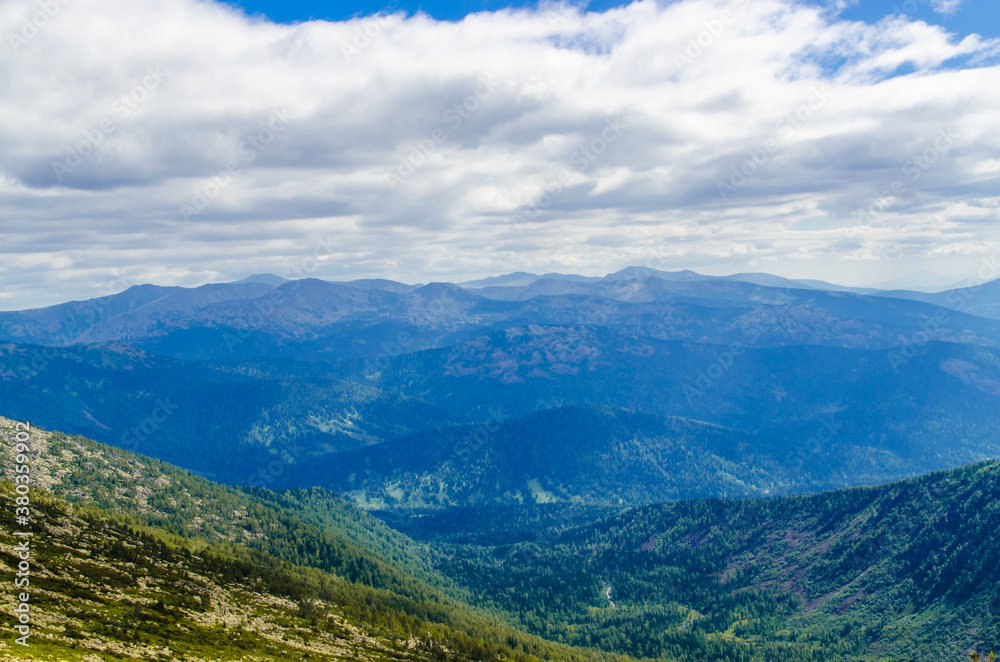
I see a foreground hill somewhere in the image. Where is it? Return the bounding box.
[0,484,456,662]
[0,417,628,662]
[3,417,998,661]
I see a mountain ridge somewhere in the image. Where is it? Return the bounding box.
[5,272,1000,359]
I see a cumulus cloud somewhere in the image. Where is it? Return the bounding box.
[0,0,998,309]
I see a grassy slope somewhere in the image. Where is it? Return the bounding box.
[0,484,452,662]
[0,417,632,662]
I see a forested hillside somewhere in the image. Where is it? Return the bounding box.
[4,335,1000,506]
[426,462,1000,661]
[4,417,998,661]
[0,484,479,662]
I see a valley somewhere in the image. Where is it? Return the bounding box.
[3,417,998,661]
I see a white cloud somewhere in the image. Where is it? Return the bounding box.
[930,0,963,16]
[0,0,998,308]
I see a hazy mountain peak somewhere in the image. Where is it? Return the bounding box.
[460,272,542,288]
[231,273,288,286]
[604,266,706,282]
[343,278,417,293]
[412,281,477,299]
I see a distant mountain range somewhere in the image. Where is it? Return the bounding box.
[2,267,999,510]
[2,268,998,356]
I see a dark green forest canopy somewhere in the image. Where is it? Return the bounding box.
[421,462,1000,661]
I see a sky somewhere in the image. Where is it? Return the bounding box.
[0,0,998,309]
[227,0,1000,36]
